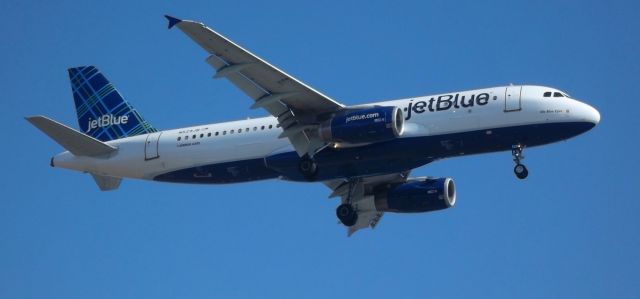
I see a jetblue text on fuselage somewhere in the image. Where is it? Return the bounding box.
[404,92,496,120]
[86,114,129,133]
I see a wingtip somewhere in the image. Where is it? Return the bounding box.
[164,15,182,29]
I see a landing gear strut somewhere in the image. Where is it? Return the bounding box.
[512,144,528,179]
[298,155,317,180]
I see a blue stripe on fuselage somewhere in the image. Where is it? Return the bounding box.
[153,121,595,184]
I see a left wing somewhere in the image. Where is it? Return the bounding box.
[325,172,410,236]
[166,15,345,156]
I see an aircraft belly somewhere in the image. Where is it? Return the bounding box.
[266,121,594,182]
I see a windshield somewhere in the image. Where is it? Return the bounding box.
[543,91,571,98]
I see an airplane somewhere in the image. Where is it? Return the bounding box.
[26,15,600,235]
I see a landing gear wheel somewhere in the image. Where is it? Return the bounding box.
[514,164,529,179]
[511,144,528,180]
[336,204,358,227]
[298,155,317,180]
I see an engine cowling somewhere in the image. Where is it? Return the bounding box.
[319,106,404,144]
[374,178,456,213]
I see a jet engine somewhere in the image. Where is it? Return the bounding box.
[319,106,404,145]
[374,177,456,213]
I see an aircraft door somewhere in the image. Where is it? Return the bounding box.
[145,132,162,160]
[504,86,522,112]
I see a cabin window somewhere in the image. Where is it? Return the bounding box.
[192,134,196,139]
[207,132,211,137]
[238,128,242,133]
[268,125,273,129]
[215,132,219,136]
[261,125,265,130]
[543,92,552,97]
[253,127,257,131]
[230,130,234,134]
[276,124,280,128]
[200,134,204,138]
[177,136,181,141]
[246,128,249,132]
[185,136,189,140]
[223,131,227,135]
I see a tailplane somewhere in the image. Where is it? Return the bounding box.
[68,66,156,141]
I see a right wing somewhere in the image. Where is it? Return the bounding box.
[166,15,345,156]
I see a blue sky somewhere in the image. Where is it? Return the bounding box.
[2,0,639,298]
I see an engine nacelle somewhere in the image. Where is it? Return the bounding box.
[375,178,456,213]
[319,106,404,144]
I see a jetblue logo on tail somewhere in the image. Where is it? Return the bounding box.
[86,115,129,133]
[69,66,156,141]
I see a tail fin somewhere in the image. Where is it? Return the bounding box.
[68,66,156,141]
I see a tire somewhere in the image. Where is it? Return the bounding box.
[336,204,358,227]
[514,164,529,179]
[298,156,318,180]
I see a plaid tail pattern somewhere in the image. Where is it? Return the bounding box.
[68,66,156,141]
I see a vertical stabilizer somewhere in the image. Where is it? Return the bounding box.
[68,66,156,141]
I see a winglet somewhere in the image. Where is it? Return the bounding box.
[164,15,182,29]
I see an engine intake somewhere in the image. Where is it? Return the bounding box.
[375,178,456,213]
[319,106,404,144]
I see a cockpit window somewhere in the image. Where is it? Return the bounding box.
[543,92,552,97]
[553,92,564,97]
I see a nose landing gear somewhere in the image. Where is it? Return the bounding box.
[512,144,529,179]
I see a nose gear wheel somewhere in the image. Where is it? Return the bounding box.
[512,144,528,179]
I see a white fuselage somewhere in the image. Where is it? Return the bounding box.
[52,85,600,183]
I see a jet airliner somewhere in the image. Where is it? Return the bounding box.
[26,16,600,235]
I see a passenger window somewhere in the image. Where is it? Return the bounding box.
[230,130,234,134]
[276,124,280,128]
[269,125,273,129]
[543,92,552,97]
[253,127,257,131]
[238,129,242,133]
[185,136,189,140]
[246,128,249,132]
[200,134,204,138]
[177,136,181,141]
[192,134,196,139]
[553,92,564,97]
[207,132,211,137]
[215,132,219,136]
[223,131,227,135]
[261,125,265,130]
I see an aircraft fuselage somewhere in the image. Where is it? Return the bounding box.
[51,85,600,184]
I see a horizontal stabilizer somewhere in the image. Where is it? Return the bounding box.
[91,173,122,191]
[25,115,117,157]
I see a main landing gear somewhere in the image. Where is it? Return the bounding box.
[512,144,529,180]
[336,179,358,227]
[298,155,317,180]
[336,203,358,227]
